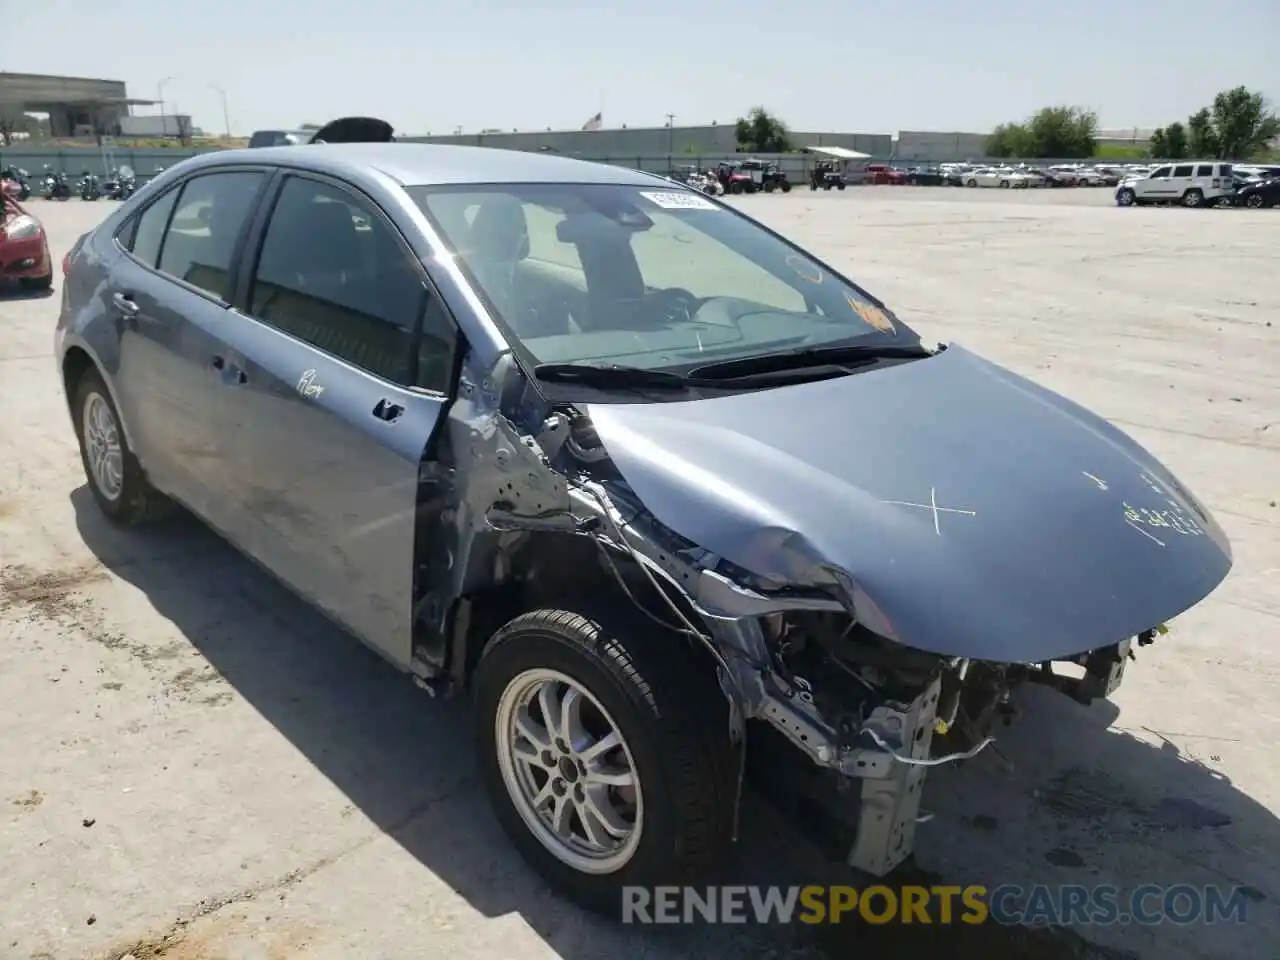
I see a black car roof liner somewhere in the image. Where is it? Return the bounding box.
[308,117,395,144]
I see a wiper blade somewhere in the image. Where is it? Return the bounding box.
[689,342,934,380]
[533,362,694,389]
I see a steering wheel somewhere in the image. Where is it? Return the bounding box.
[648,286,704,324]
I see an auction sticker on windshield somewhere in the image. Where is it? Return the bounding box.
[639,191,719,211]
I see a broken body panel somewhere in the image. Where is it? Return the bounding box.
[410,336,1231,876]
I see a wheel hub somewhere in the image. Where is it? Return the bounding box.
[495,668,644,875]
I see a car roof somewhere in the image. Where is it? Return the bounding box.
[187,142,664,188]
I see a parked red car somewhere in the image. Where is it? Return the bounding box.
[862,164,907,185]
[1,197,53,291]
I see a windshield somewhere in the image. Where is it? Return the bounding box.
[406,182,907,372]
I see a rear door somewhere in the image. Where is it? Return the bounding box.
[215,172,459,665]
[108,168,267,518]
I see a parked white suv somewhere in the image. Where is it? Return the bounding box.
[1115,161,1235,207]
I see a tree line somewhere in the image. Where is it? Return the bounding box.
[987,86,1276,160]
[733,85,1277,160]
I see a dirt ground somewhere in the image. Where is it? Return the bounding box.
[1,187,1276,960]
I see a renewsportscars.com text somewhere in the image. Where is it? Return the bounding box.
[621,884,1254,926]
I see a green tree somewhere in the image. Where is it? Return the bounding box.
[1150,122,1188,159]
[1163,121,1188,158]
[986,122,1033,157]
[985,106,1096,158]
[1027,106,1098,158]
[734,107,791,153]
[1149,127,1167,157]
[1208,86,1280,159]
[1186,108,1220,157]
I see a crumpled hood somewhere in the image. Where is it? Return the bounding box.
[586,344,1232,662]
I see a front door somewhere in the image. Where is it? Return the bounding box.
[110,169,267,519]
[215,173,458,665]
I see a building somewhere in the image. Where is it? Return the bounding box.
[0,72,155,138]
[403,122,892,160]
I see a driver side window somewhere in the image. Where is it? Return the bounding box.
[1149,166,1171,178]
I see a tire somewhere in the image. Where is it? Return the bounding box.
[967,179,977,188]
[780,181,791,193]
[999,180,1009,188]
[473,607,734,916]
[764,181,776,193]
[1182,188,1203,208]
[1245,194,1264,208]
[1116,188,1136,207]
[837,183,845,190]
[810,183,817,191]
[71,368,173,526]
[729,182,743,195]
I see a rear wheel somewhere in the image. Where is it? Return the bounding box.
[967,178,977,187]
[473,607,734,916]
[1245,193,1265,208]
[1182,188,1204,208]
[72,368,173,525]
[780,181,791,193]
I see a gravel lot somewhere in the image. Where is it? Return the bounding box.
[2,187,1276,960]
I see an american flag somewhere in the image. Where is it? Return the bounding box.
[581,112,603,131]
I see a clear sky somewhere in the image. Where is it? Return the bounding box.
[8,0,1278,137]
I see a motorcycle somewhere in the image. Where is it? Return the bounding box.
[1,167,32,201]
[79,171,103,201]
[102,165,137,201]
[41,166,72,201]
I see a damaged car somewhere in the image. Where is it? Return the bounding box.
[56,117,1233,914]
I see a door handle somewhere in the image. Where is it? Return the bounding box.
[211,355,248,385]
[112,292,140,316]
[372,398,404,422]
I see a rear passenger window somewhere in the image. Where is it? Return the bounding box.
[1149,166,1171,178]
[1196,165,1213,177]
[127,188,179,267]
[1172,165,1193,178]
[249,176,455,390]
[157,171,264,300]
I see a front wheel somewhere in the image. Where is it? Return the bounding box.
[474,608,733,915]
[1116,188,1136,207]
[967,179,977,188]
[780,181,791,193]
[1245,193,1265,208]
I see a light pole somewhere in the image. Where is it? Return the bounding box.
[157,76,177,138]
[210,84,231,138]
[665,113,675,154]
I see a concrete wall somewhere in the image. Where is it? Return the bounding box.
[0,146,218,179]
[405,125,893,160]
[894,130,990,162]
